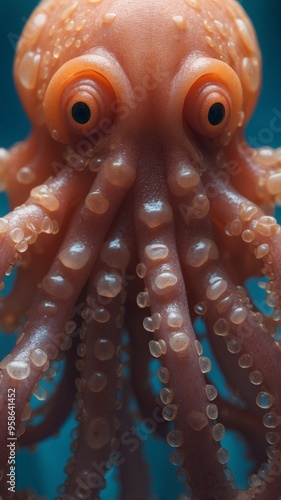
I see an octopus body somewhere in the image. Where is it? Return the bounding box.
[1,0,281,498]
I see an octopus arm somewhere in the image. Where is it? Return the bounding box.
[117,379,151,500]
[1,131,60,207]
[133,164,233,497]
[0,232,62,332]
[19,340,78,446]
[0,165,93,283]
[206,175,281,314]
[0,161,135,486]
[174,188,281,495]
[216,396,268,465]
[61,258,127,497]
[225,131,281,206]
[126,294,168,439]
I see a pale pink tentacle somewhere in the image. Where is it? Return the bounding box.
[133,151,233,498]
[0,166,94,281]
[0,232,64,332]
[125,295,168,439]
[19,340,78,446]
[62,198,136,497]
[117,379,151,500]
[0,155,135,493]
[2,130,61,207]
[207,177,281,316]
[174,191,281,497]
[62,279,123,498]
[224,130,281,207]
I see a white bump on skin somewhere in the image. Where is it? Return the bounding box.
[100,238,130,269]
[235,18,257,53]
[213,318,230,337]
[149,340,162,358]
[94,339,115,361]
[155,272,178,291]
[61,2,78,21]
[23,12,47,46]
[88,371,107,392]
[53,46,63,59]
[158,366,170,383]
[6,361,31,380]
[184,0,200,10]
[9,228,24,244]
[59,242,91,270]
[96,271,122,298]
[0,218,9,233]
[167,429,184,447]
[229,306,247,325]
[214,19,227,37]
[169,332,190,353]
[138,201,173,228]
[42,275,74,299]
[85,191,109,214]
[102,12,117,24]
[103,159,136,188]
[241,57,260,93]
[16,167,36,185]
[18,52,41,90]
[168,166,200,196]
[167,311,184,328]
[206,278,228,301]
[40,216,53,234]
[75,19,87,31]
[30,185,60,211]
[30,349,48,367]
[185,238,219,268]
[172,15,187,30]
[145,243,169,261]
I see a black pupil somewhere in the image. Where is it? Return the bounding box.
[71,102,91,124]
[208,102,225,126]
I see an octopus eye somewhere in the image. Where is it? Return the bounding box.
[63,76,115,136]
[71,102,92,125]
[208,102,225,126]
[183,81,231,138]
[44,59,116,144]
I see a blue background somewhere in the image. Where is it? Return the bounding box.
[0,1,281,498]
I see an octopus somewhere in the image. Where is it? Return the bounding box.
[1,0,281,498]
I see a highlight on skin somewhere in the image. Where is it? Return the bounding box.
[1,0,281,498]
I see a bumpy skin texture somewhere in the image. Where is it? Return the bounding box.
[1,0,281,498]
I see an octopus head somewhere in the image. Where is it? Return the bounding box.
[14,0,261,154]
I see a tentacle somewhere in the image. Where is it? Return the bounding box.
[133,150,233,499]
[223,130,281,206]
[126,285,168,439]
[205,174,281,318]
[117,377,151,500]
[61,282,123,498]
[19,338,78,446]
[1,130,61,207]
[163,148,281,497]
[174,193,281,496]
[61,210,134,497]
[217,396,267,467]
[0,233,62,332]
[0,165,94,284]
[0,152,135,493]
[0,148,10,191]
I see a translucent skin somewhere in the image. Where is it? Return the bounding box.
[1,0,281,498]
